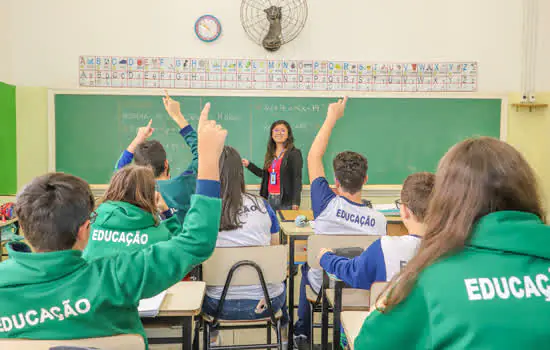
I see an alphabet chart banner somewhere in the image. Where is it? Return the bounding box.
[79,56,478,92]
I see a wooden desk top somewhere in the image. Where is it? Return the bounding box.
[326,288,370,311]
[0,334,145,350]
[280,221,314,237]
[158,281,206,317]
[278,210,314,222]
[341,311,370,350]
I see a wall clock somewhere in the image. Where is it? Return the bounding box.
[195,15,222,42]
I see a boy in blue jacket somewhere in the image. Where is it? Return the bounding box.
[116,91,197,223]
[318,171,434,347]
[319,171,434,289]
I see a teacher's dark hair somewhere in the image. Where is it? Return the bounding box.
[264,120,295,170]
[220,146,265,231]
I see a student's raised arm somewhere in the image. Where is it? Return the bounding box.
[307,97,348,183]
[110,102,227,300]
[163,91,198,174]
[115,120,154,170]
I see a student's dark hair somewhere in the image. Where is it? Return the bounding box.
[15,173,95,251]
[220,146,265,231]
[263,120,295,170]
[401,172,435,222]
[381,137,546,312]
[333,151,368,194]
[101,165,159,225]
[134,140,168,178]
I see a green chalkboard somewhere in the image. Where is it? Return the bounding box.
[0,83,17,194]
[55,94,501,185]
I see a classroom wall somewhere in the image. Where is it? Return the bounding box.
[508,92,550,215]
[0,1,13,83]
[3,0,550,216]
[16,87,49,188]
[6,0,526,92]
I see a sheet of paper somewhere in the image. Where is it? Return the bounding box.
[373,204,398,211]
[138,290,167,318]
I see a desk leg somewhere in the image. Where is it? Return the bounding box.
[321,287,329,350]
[182,316,193,350]
[333,282,343,350]
[288,236,295,348]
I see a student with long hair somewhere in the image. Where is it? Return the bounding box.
[355,137,550,349]
[202,146,288,346]
[243,120,303,210]
[82,165,180,260]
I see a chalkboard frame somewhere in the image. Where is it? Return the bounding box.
[48,89,508,191]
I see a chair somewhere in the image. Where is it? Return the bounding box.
[0,334,145,350]
[306,234,380,349]
[201,245,288,350]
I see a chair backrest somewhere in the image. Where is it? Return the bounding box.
[307,234,380,269]
[0,334,145,350]
[369,281,389,307]
[202,245,288,286]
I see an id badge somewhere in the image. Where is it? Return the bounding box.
[270,171,277,185]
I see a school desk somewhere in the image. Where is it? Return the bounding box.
[0,218,19,262]
[340,311,370,350]
[141,281,206,349]
[281,213,404,347]
[324,275,370,350]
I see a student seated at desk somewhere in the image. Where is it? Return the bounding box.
[319,171,434,347]
[82,165,179,260]
[116,92,197,223]
[294,97,387,345]
[202,146,288,346]
[0,104,225,347]
[355,137,550,350]
[318,172,434,289]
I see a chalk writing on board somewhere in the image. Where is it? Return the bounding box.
[263,104,321,113]
[122,112,151,121]
[217,113,241,121]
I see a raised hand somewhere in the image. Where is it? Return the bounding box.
[242,159,250,168]
[327,96,348,121]
[135,119,154,144]
[162,90,189,129]
[197,103,227,181]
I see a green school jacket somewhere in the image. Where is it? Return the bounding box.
[82,201,181,260]
[115,126,199,224]
[0,190,220,348]
[157,126,198,224]
[355,211,550,349]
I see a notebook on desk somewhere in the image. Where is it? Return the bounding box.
[138,290,167,317]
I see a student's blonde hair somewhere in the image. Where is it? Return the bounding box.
[381,137,545,311]
[101,165,159,224]
[400,172,435,222]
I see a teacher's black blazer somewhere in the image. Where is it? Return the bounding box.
[247,147,303,207]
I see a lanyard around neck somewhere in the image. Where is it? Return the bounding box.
[272,150,285,170]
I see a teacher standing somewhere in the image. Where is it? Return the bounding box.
[242,120,303,210]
